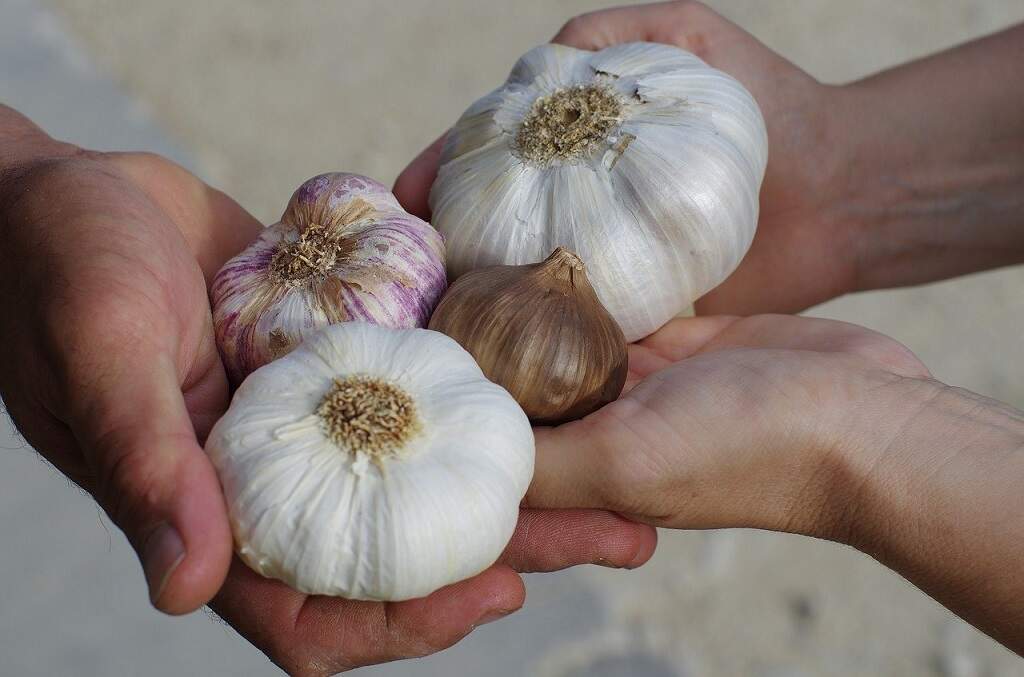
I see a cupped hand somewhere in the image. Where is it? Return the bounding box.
[395,0,853,315]
[0,142,655,675]
[0,148,258,614]
[528,314,932,540]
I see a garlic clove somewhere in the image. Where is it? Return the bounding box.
[206,322,534,601]
[212,173,447,384]
[429,248,627,424]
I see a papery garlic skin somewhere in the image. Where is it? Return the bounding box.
[430,43,768,341]
[205,322,534,601]
[212,173,446,384]
[429,248,627,424]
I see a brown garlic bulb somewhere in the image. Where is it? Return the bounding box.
[428,247,627,424]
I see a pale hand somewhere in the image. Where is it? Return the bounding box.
[529,313,1024,654]
[528,313,931,535]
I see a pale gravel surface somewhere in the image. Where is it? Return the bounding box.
[1,0,1022,675]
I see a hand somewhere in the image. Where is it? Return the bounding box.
[527,313,931,537]
[0,126,655,674]
[0,148,259,614]
[529,316,1024,654]
[395,1,853,315]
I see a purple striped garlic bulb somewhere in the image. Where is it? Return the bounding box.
[212,173,446,385]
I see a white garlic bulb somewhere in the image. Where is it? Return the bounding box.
[212,173,447,385]
[430,42,768,341]
[205,322,534,601]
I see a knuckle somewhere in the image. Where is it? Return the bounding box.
[881,343,931,379]
[670,0,705,20]
[106,150,178,177]
[556,14,588,41]
[382,606,464,662]
[107,151,203,202]
[851,336,930,379]
[554,10,609,47]
[401,628,464,660]
[665,2,714,53]
[272,654,334,677]
[265,628,354,676]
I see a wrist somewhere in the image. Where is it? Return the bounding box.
[821,46,1024,293]
[813,81,901,297]
[820,378,1024,555]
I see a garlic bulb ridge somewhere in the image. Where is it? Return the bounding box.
[212,173,446,384]
[205,322,535,601]
[430,42,769,341]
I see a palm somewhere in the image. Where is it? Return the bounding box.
[534,314,928,531]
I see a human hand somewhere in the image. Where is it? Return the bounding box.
[395,1,853,315]
[527,313,931,537]
[0,146,260,615]
[0,116,655,674]
[530,315,1024,654]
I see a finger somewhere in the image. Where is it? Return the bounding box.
[392,133,447,220]
[526,416,635,513]
[67,344,232,615]
[627,315,741,380]
[500,508,656,571]
[552,1,710,52]
[687,314,931,377]
[212,559,524,676]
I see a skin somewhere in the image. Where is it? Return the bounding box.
[2,0,1022,671]
[395,1,1024,314]
[532,315,1024,654]
[394,0,1024,657]
[0,106,656,675]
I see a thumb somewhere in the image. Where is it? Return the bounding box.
[69,353,232,615]
[392,132,446,220]
[527,418,627,512]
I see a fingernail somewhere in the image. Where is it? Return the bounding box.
[141,522,185,609]
[477,608,515,626]
[626,545,648,569]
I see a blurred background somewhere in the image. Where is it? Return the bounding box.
[2,1,1024,675]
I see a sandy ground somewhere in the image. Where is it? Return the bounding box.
[2,0,1023,675]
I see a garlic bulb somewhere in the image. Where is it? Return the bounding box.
[429,248,627,424]
[205,322,534,601]
[212,173,446,384]
[429,42,768,341]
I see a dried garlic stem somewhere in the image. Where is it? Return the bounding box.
[317,375,420,460]
[515,84,624,165]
